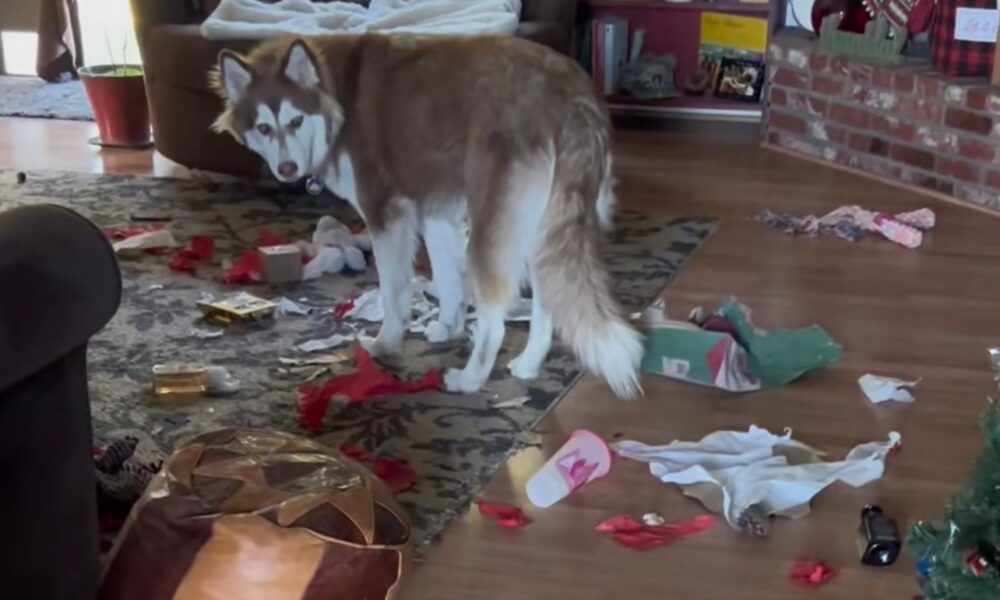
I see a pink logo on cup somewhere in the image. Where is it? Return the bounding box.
[557,450,599,490]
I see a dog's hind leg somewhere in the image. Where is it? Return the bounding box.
[421,211,466,343]
[507,267,553,380]
[444,153,553,394]
[366,199,418,358]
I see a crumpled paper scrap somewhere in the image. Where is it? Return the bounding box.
[859,373,919,404]
[203,366,239,395]
[614,426,901,530]
[276,297,311,317]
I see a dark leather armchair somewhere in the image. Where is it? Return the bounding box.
[129,0,579,177]
[0,205,121,599]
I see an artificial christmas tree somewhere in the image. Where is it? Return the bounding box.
[908,399,1000,599]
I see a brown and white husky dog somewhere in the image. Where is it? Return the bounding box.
[212,35,643,398]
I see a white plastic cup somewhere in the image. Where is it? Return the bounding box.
[526,430,613,508]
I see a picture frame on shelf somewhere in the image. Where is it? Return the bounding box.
[713,57,766,102]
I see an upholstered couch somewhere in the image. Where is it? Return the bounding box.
[0,205,121,599]
[129,0,579,177]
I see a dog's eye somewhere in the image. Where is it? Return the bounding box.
[256,123,273,136]
[289,115,304,129]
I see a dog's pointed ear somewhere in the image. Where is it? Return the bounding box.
[283,40,320,88]
[219,50,252,101]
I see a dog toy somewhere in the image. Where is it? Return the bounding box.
[302,216,372,279]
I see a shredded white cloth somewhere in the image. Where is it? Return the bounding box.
[202,0,522,40]
[614,426,901,530]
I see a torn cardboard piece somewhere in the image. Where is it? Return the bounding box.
[614,426,901,532]
[641,298,842,392]
[859,373,919,404]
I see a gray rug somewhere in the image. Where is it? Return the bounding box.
[0,169,716,548]
[0,76,93,120]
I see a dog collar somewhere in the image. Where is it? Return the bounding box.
[305,176,325,196]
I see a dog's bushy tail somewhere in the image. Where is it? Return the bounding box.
[533,100,643,400]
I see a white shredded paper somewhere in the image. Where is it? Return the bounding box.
[859,373,919,404]
[296,334,354,353]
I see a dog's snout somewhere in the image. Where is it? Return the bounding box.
[278,161,298,178]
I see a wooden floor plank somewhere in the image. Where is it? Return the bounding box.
[3,116,997,599]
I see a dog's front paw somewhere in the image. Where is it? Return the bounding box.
[507,354,541,380]
[444,368,483,394]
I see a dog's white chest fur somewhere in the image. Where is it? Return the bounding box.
[322,150,358,209]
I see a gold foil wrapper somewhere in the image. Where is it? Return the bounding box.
[197,292,276,326]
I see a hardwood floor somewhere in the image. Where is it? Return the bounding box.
[3,116,998,599]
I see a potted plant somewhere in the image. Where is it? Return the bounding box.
[78,35,151,148]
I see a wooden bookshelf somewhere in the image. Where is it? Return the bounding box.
[584,0,775,120]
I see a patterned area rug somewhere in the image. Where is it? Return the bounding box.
[0,169,716,548]
[0,76,94,120]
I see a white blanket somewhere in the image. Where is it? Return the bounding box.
[202,0,522,40]
[614,426,901,530]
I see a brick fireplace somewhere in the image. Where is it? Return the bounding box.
[763,30,1000,212]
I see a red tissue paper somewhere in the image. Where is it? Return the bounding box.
[297,346,441,434]
[331,293,359,321]
[476,501,533,528]
[337,442,416,494]
[595,514,717,551]
[223,248,263,284]
[169,235,215,274]
[373,456,417,495]
[789,559,838,588]
[338,442,375,463]
[257,227,284,248]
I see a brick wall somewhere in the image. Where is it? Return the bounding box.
[764,32,1000,212]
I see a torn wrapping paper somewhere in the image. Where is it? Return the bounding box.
[641,298,842,392]
[613,426,901,531]
[112,229,179,254]
[296,346,441,434]
[759,205,935,249]
[595,514,716,550]
[476,501,533,528]
[169,235,215,274]
[859,373,919,404]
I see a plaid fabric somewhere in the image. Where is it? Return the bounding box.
[930,0,997,76]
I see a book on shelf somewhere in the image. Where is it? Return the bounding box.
[590,17,629,97]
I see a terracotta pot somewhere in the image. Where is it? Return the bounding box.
[78,65,151,148]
